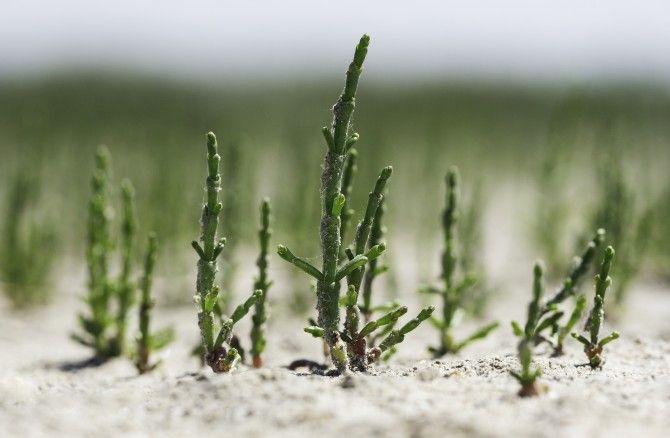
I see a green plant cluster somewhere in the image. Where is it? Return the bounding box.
[421,167,499,356]
[1,164,55,308]
[72,146,172,368]
[277,35,433,372]
[57,35,632,385]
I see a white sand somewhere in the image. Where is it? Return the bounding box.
[1,277,668,438]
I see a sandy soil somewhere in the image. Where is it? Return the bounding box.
[1,274,669,438]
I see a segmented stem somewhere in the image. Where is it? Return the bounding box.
[136,233,157,374]
[441,167,459,329]
[251,199,272,368]
[113,179,137,356]
[76,145,114,356]
[316,35,369,369]
[361,196,387,320]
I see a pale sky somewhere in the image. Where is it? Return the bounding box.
[1,0,669,83]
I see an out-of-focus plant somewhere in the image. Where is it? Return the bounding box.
[532,146,570,279]
[510,262,547,397]
[72,146,117,358]
[72,148,148,361]
[572,246,620,368]
[109,179,137,356]
[0,165,55,308]
[278,35,433,372]
[250,198,272,368]
[192,132,261,373]
[458,180,494,318]
[532,229,606,355]
[135,233,174,374]
[421,167,498,356]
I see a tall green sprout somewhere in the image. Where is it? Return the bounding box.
[192,132,260,373]
[136,233,174,374]
[520,228,605,355]
[250,198,272,368]
[72,146,116,357]
[550,229,605,354]
[422,167,498,356]
[1,165,55,308]
[110,179,137,356]
[278,35,433,372]
[572,246,620,368]
[510,262,546,397]
[72,148,141,359]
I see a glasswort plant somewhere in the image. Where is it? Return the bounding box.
[136,233,174,374]
[422,167,498,356]
[192,132,261,373]
[571,246,619,368]
[510,262,547,397]
[534,229,605,355]
[277,35,433,372]
[250,198,272,368]
[0,164,55,308]
[72,146,116,358]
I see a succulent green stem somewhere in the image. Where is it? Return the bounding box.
[543,228,605,311]
[251,199,272,368]
[315,35,369,370]
[361,196,387,321]
[571,246,619,368]
[192,132,257,373]
[339,149,358,253]
[73,146,115,358]
[135,233,173,374]
[509,261,546,397]
[428,166,498,356]
[112,179,137,356]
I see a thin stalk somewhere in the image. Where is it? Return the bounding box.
[510,262,546,397]
[250,198,272,368]
[339,149,358,254]
[73,146,115,358]
[135,233,174,374]
[427,166,498,356]
[361,196,387,321]
[571,246,619,368]
[112,179,137,356]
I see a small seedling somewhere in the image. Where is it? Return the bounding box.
[0,164,55,308]
[458,181,493,318]
[136,233,174,374]
[278,35,433,372]
[510,262,547,397]
[192,132,261,373]
[571,246,619,368]
[250,198,273,368]
[72,149,143,360]
[534,229,605,354]
[422,167,498,356]
[72,146,116,358]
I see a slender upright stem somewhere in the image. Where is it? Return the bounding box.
[113,179,137,355]
[441,168,459,342]
[137,233,157,374]
[193,132,227,371]
[361,196,386,321]
[339,149,358,252]
[316,35,369,369]
[251,198,272,368]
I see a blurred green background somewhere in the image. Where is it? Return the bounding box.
[1,74,668,310]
